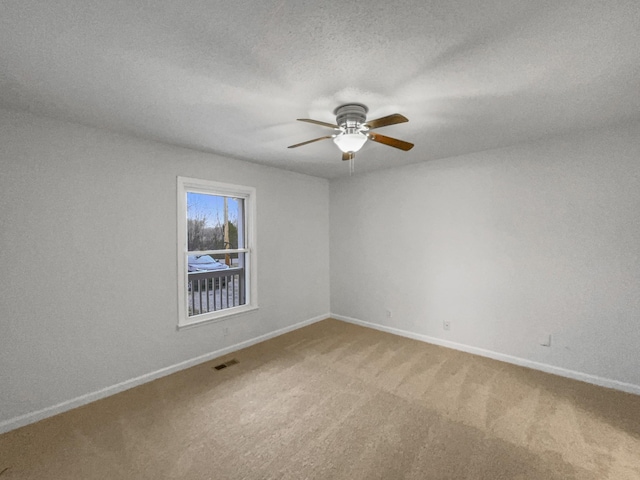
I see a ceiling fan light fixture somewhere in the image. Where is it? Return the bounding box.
[333,132,367,153]
[288,103,414,160]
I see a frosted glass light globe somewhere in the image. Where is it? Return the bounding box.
[333,133,367,153]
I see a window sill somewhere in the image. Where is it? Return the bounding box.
[177,305,259,331]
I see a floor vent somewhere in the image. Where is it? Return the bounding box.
[214,359,239,370]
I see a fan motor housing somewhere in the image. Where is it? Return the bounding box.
[334,103,368,129]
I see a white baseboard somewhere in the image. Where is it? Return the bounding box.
[331,313,640,396]
[0,313,329,435]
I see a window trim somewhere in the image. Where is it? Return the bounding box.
[177,176,258,328]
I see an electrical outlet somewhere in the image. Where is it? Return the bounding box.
[443,320,451,331]
[223,326,230,337]
[386,309,392,318]
[538,334,551,347]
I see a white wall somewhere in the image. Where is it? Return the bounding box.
[3,107,639,433]
[330,120,640,391]
[0,108,330,429]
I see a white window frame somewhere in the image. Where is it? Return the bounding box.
[177,176,258,328]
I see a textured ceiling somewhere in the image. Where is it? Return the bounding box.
[1,1,639,178]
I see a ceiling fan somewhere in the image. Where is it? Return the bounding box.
[288,103,414,161]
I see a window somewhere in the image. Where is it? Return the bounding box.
[177,177,257,327]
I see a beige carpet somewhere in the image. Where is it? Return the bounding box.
[1,319,639,479]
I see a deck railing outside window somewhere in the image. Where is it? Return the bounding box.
[188,267,245,316]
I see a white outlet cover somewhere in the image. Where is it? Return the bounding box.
[538,334,551,347]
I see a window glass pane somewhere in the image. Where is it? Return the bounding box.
[187,252,247,316]
[187,193,243,251]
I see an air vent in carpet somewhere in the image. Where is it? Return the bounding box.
[214,359,239,370]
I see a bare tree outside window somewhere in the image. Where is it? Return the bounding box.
[187,194,240,256]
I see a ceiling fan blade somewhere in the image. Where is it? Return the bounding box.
[364,113,408,130]
[367,132,414,151]
[288,136,333,148]
[342,151,355,161]
[297,118,339,129]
